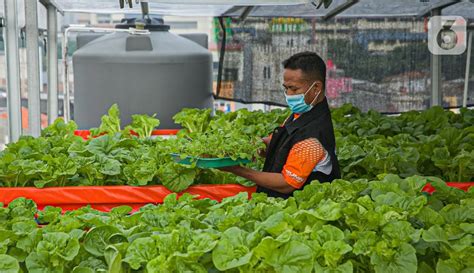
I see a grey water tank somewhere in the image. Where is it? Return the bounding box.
[72,25,213,129]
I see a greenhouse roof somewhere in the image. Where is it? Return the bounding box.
[37,0,313,16]
[0,0,471,19]
[225,0,474,20]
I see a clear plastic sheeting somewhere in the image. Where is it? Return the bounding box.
[57,0,232,16]
[225,0,350,18]
[67,4,231,16]
[39,0,312,16]
[1,0,469,18]
[147,0,312,4]
[224,0,473,19]
[214,17,473,112]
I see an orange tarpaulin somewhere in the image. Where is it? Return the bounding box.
[0,182,471,212]
[0,185,257,212]
[421,182,473,194]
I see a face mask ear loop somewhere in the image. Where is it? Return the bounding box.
[309,89,322,106]
[304,81,319,106]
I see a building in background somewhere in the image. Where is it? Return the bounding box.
[211,17,454,112]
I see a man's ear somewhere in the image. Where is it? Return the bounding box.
[313,81,323,93]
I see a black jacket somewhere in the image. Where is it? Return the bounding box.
[258,98,341,198]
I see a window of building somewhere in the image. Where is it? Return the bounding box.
[263,66,272,79]
[223,68,238,81]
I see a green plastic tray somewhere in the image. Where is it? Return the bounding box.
[171,154,250,168]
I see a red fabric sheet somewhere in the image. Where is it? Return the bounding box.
[421,182,473,194]
[0,185,257,212]
[1,182,471,212]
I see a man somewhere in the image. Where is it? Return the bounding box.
[221,51,341,198]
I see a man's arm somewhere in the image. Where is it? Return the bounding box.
[220,166,295,194]
[222,138,328,194]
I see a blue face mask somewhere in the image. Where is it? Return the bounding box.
[284,81,321,114]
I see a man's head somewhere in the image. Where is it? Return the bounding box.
[282,52,326,106]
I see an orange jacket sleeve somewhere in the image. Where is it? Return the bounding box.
[281,138,326,189]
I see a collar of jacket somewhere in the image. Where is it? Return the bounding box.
[284,97,330,135]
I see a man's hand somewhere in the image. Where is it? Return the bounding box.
[217,165,242,173]
[262,136,271,146]
[258,136,272,157]
[217,165,295,194]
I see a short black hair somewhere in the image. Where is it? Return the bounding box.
[282,51,326,90]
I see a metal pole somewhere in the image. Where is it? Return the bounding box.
[463,30,472,107]
[4,0,22,142]
[61,29,69,122]
[25,0,42,137]
[47,4,58,124]
[430,8,442,107]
